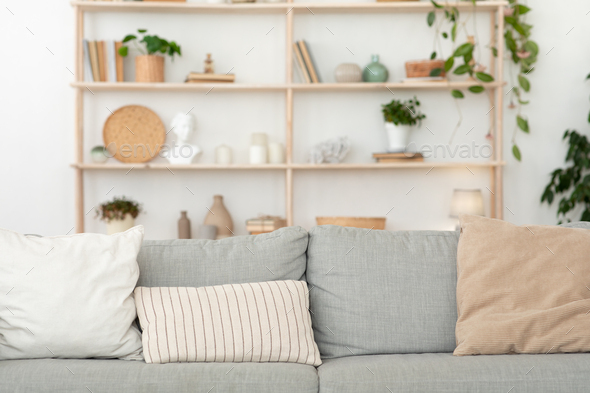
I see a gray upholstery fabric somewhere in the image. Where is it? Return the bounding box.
[307,225,460,358]
[318,353,590,393]
[0,359,318,393]
[137,226,308,287]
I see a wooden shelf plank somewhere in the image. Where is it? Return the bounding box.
[72,161,505,170]
[71,1,508,14]
[72,81,502,92]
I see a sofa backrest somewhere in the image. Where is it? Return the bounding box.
[306,225,460,358]
[136,226,308,287]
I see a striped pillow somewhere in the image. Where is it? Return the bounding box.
[134,280,321,366]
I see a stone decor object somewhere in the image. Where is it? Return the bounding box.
[334,63,362,83]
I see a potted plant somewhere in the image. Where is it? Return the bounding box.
[381,97,426,152]
[96,196,143,235]
[118,29,181,83]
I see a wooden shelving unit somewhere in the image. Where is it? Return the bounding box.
[71,0,507,233]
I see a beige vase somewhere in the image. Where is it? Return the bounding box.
[106,214,135,235]
[204,195,234,239]
[135,55,164,83]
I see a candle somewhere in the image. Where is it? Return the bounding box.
[251,133,268,146]
[250,145,268,164]
[268,143,285,164]
[215,145,232,164]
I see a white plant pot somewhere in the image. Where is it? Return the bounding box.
[106,215,135,235]
[384,122,412,153]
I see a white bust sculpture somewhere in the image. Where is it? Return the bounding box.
[163,113,202,164]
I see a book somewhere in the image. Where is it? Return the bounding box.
[96,40,106,82]
[114,41,124,82]
[375,157,425,163]
[185,79,234,84]
[106,40,117,83]
[187,72,235,82]
[373,152,424,159]
[293,43,311,84]
[88,41,100,82]
[83,40,93,82]
[298,41,319,83]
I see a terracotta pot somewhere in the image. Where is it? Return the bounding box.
[135,55,164,83]
[106,214,135,235]
[203,195,234,239]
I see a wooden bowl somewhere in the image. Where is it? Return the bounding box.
[316,217,386,230]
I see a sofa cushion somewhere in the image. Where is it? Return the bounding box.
[137,226,308,287]
[0,358,318,393]
[318,353,590,393]
[306,225,460,358]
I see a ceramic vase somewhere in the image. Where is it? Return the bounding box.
[385,122,412,153]
[334,63,362,83]
[106,214,135,235]
[362,55,389,83]
[204,195,234,239]
[178,211,191,239]
[91,146,109,164]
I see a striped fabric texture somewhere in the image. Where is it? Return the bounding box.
[134,280,321,366]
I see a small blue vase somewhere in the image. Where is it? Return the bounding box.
[362,54,389,83]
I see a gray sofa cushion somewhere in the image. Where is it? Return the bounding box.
[318,353,590,393]
[0,359,318,393]
[137,226,308,287]
[307,225,460,358]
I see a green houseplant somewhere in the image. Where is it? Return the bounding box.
[96,196,143,235]
[118,29,182,83]
[381,97,426,152]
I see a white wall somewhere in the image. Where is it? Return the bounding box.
[1,0,589,238]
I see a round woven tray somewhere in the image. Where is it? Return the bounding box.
[103,105,166,163]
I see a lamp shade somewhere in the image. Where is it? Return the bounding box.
[450,189,484,218]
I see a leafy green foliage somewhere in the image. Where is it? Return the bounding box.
[512,144,521,162]
[430,68,442,77]
[382,97,426,126]
[517,115,529,133]
[118,29,182,60]
[451,90,464,99]
[468,85,485,94]
[96,196,142,223]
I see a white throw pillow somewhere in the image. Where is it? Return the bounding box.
[0,226,144,360]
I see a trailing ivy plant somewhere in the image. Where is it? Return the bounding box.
[118,29,181,60]
[382,97,426,126]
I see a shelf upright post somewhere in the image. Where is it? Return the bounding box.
[488,8,497,219]
[74,5,85,233]
[494,4,504,220]
[285,1,294,226]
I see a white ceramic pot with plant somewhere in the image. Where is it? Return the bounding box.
[381,97,426,152]
[96,196,142,235]
[118,29,182,83]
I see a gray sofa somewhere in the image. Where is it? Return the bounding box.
[1,225,589,392]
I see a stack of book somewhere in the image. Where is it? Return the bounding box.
[372,152,424,163]
[293,40,321,84]
[185,73,235,83]
[84,40,124,82]
[246,216,287,235]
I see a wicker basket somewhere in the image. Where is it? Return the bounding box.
[405,59,446,78]
[135,55,164,83]
[316,217,386,230]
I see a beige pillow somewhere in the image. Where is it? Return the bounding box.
[455,215,590,356]
[135,280,321,365]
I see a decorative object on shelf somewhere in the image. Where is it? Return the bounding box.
[268,143,285,164]
[405,59,446,79]
[295,41,321,83]
[84,40,123,82]
[250,133,268,164]
[118,29,181,83]
[199,225,218,240]
[96,196,142,235]
[362,54,388,83]
[308,137,351,164]
[316,217,386,230]
[215,145,233,165]
[334,63,362,83]
[90,145,109,164]
[204,195,234,239]
[382,97,425,153]
[204,53,214,73]
[162,113,201,164]
[372,152,424,163]
[178,211,191,239]
[185,72,235,84]
[103,105,166,163]
[246,215,287,235]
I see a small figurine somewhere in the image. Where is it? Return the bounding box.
[204,54,215,74]
[162,113,202,164]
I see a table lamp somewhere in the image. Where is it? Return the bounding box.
[450,189,484,230]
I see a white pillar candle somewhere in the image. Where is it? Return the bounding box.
[251,133,268,146]
[215,145,233,164]
[250,145,268,164]
[268,143,285,164]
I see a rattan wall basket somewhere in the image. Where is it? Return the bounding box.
[405,59,446,78]
[135,55,164,83]
[316,217,386,230]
